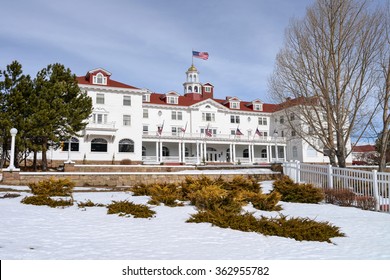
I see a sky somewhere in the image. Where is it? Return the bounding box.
[0,0,318,103]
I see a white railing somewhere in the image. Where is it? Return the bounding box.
[283,161,390,213]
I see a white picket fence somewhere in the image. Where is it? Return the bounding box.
[283,161,390,213]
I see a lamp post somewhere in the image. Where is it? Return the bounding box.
[6,128,19,171]
[274,131,279,163]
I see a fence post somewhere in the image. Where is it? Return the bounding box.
[327,165,333,189]
[372,170,380,211]
[295,160,300,183]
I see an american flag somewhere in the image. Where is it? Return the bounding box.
[205,124,212,137]
[255,128,263,136]
[157,121,164,136]
[192,51,209,60]
[181,122,187,133]
[236,128,244,136]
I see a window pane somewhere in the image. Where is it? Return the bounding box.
[96,93,104,104]
[123,115,131,126]
[123,96,131,106]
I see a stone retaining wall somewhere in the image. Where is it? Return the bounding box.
[1,171,280,187]
[64,164,195,173]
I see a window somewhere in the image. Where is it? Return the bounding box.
[243,149,249,158]
[96,93,105,104]
[258,117,267,125]
[171,127,178,136]
[162,146,170,157]
[194,86,198,93]
[91,138,107,152]
[92,113,107,124]
[143,94,150,102]
[62,137,79,152]
[123,95,131,106]
[230,115,240,124]
[231,129,236,135]
[253,104,262,111]
[123,115,131,126]
[280,116,284,124]
[143,109,148,118]
[202,112,215,122]
[290,113,295,121]
[281,131,284,137]
[93,73,107,85]
[291,130,296,137]
[119,139,134,153]
[142,146,146,156]
[201,128,217,136]
[261,149,267,158]
[230,102,239,109]
[143,125,148,135]
[171,111,183,120]
[292,146,298,158]
[204,86,211,92]
[167,96,178,104]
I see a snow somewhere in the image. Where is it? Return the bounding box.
[1,181,390,260]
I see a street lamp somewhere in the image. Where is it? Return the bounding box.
[273,130,279,163]
[6,128,20,171]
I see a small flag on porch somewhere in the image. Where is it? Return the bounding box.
[255,128,263,136]
[181,122,187,133]
[236,127,244,136]
[205,124,212,137]
[157,121,164,136]
[192,51,209,60]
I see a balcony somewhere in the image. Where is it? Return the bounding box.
[84,122,117,140]
[142,131,286,145]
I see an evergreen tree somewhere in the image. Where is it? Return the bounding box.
[29,63,92,171]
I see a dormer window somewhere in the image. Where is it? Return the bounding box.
[93,73,107,85]
[204,86,212,93]
[167,96,178,104]
[253,104,263,111]
[230,101,239,109]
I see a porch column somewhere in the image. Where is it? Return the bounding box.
[203,142,207,162]
[248,144,252,163]
[182,142,186,163]
[156,141,159,163]
[159,140,163,163]
[267,145,271,163]
[251,144,255,163]
[178,141,182,163]
[196,141,200,164]
[283,145,287,162]
[229,143,233,163]
[233,144,236,164]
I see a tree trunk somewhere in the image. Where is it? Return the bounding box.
[33,150,37,172]
[41,140,47,171]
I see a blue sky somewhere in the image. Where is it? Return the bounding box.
[0,0,365,103]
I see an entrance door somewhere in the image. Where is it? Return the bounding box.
[206,147,218,162]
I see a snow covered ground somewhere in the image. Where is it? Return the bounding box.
[0,181,389,260]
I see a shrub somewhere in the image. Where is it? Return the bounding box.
[355,196,376,210]
[130,184,151,196]
[187,210,344,243]
[332,189,355,207]
[107,200,156,218]
[147,183,183,207]
[21,195,73,208]
[272,177,324,204]
[223,175,260,193]
[28,177,74,197]
[271,163,283,173]
[0,193,21,199]
[188,185,229,211]
[77,199,106,208]
[247,191,283,211]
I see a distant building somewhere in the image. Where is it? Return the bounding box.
[48,65,352,165]
[352,145,378,165]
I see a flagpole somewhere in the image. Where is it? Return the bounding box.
[192,49,194,65]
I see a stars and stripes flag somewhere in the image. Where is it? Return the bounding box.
[192,51,209,60]
[157,120,164,136]
[255,127,263,137]
[205,123,212,137]
[181,122,188,134]
[236,127,244,136]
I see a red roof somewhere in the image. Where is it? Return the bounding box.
[76,76,140,90]
[352,145,376,153]
[146,93,277,113]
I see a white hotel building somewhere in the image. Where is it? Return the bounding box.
[51,65,342,165]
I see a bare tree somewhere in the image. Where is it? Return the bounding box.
[376,0,390,171]
[269,0,384,167]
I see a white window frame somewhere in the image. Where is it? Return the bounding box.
[143,109,149,118]
[143,94,150,102]
[96,93,105,104]
[202,112,215,122]
[230,115,240,124]
[171,111,183,120]
[123,95,131,106]
[123,115,131,126]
